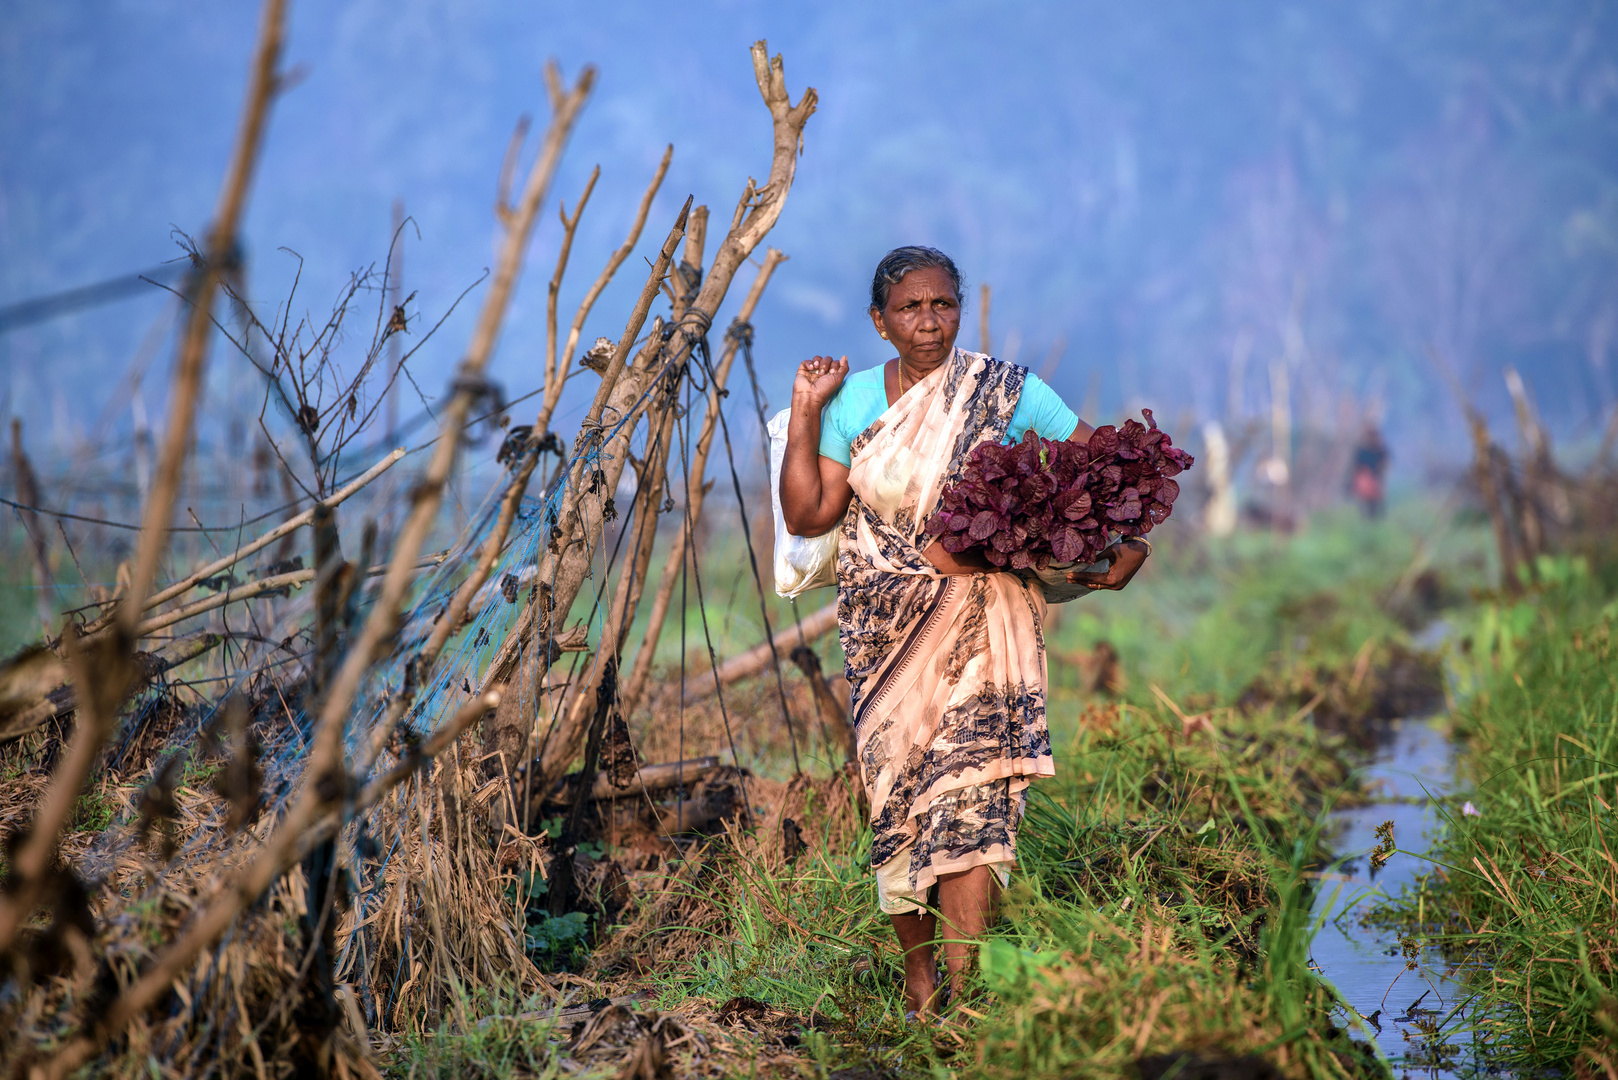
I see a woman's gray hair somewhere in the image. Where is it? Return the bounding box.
[869,246,964,312]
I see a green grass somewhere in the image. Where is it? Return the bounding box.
[69,789,117,833]
[385,986,571,1079]
[1369,556,1618,1075]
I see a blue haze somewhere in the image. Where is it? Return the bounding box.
[2,1,1615,478]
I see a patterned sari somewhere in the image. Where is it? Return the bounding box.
[837,347,1054,911]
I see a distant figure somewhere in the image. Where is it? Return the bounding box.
[1349,424,1389,518]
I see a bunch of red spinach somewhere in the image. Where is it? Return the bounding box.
[926,409,1194,570]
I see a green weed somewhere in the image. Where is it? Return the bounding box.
[69,789,116,833]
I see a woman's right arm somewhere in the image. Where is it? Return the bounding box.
[781,355,854,536]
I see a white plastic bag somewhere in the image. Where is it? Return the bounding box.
[767,408,839,598]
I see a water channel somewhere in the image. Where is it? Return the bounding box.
[1310,717,1488,1079]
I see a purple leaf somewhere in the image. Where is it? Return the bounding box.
[1105,490,1142,522]
[1050,528,1084,563]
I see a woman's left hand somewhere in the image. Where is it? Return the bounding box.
[1064,539,1149,591]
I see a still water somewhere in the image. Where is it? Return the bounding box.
[1309,719,1487,1079]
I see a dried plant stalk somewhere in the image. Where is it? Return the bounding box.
[0,0,288,959]
[619,247,786,717]
[131,550,442,638]
[31,57,595,1075]
[545,166,600,394]
[137,448,403,620]
[482,40,815,802]
[682,599,838,703]
[532,145,673,446]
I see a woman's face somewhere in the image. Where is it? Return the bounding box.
[871,266,961,368]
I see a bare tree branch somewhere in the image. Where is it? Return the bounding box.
[620,247,786,716]
[483,41,814,799]
[0,0,288,957]
[534,145,673,444]
[546,166,600,393]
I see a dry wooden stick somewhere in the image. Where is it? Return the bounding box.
[483,42,814,802]
[131,550,445,637]
[563,409,673,710]
[79,447,406,636]
[38,689,501,1080]
[533,144,673,444]
[9,419,57,632]
[359,154,675,773]
[0,0,287,958]
[673,206,709,311]
[683,43,816,322]
[0,631,221,745]
[462,61,596,408]
[682,599,838,702]
[439,164,682,760]
[442,206,691,786]
[619,248,786,717]
[545,282,689,783]
[348,166,611,760]
[351,166,676,779]
[496,116,533,226]
[479,327,672,779]
[493,200,693,653]
[30,58,593,1067]
[979,282,992,356]
[143,449,404,614]
[544,166,600,394]
[1430,344,1522,591]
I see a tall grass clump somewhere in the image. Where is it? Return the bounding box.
[1376,555,1618,1076]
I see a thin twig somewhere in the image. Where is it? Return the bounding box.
[0,0,288,958]
[535,144,673,442]
[620,247,787,716]
[546,166,600,392]
[31,55,594,1071]
[82,448,405,635]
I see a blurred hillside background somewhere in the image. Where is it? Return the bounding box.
[3,0,1616,491]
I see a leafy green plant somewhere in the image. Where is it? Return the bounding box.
[69,789,116,833]
[525,911,592,970]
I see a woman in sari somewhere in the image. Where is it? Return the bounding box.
[779,246,1148,1015]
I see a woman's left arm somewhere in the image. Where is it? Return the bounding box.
[1062,417,1149,591]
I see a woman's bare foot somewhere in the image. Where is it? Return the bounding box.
[935,864,1000,1003]
[889,910,941,1015]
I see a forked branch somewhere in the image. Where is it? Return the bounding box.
[29,57,594,1067]
[534,144,673,443]
[0,0,288,958]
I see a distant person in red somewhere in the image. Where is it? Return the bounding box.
[1349,424,1389,518]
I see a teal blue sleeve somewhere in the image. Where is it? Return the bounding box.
[1007,373,1080,442]
[817,388,854,466]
